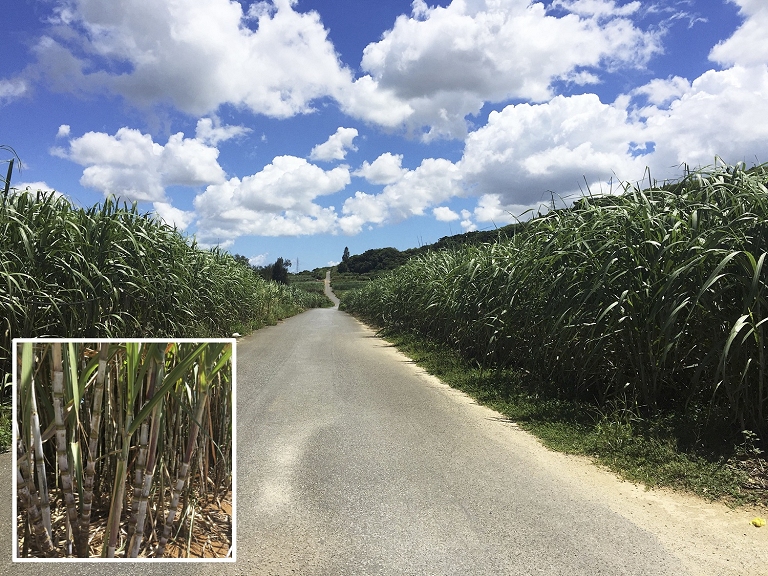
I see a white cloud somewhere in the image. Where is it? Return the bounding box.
[309,127,359,161]
[193,155,349,240]
[35,0,353,117]
[472,194,541,224]
[27,0,665,142]
[433,206,459,221]
[340,157,463,234]
[338,75,414,128]
[353,152,407,185]
[195,117,250,145]
[56,124,71,138]
[344,0,662,139]
[153,201,195,230]
[631,76,691,107]
[13,181,58,194]
[641,65,768,168]
[454,47,768,212]
[459,94,647,206]
[0,78,26,105]
[55,126,227,202]
[249,253,269,267]
[710,0,768,67]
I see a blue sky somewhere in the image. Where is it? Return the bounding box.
[1,0,766,270]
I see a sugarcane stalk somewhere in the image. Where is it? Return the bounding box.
[155,385,209,557]
[29,382,52,540]
[127,357,165,557]
[17,439,57,557]
[126,420,149,549]
[51,343,79,555]
[104,455,127,558]
[20,343,52,541]
[78,343,108,555]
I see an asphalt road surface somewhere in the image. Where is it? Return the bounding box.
[1,304,688,575]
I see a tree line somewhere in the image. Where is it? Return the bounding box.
[233,254,292,284]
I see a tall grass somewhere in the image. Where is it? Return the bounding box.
[343,162,768,440]
[0,189,327,389]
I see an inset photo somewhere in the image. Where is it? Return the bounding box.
[13,339,235,561]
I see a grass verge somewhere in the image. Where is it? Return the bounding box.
[380,328,767,508]
[0,401,11,453]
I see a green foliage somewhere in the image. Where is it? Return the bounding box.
[254,256,292,284]
[343,161,768,444]
[0,190,325,388]
[339,247,408,274]
[337,225,520,275]
[330,271,376,301]
[0,401,10,452]
[287,275,334,306]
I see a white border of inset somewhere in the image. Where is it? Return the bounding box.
[12,337,237,563]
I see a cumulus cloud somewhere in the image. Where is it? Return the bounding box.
[309,127,358,161]
[631,76,691,107]
[457,66,768,214]
[340,157,463,234]
[249,253,269,267]
[193,155,349,240]
[459,94,648,206]
[639,65,768,168]
[342,0,662,139]
[460,208,478,232]
[433,206,460,221]
[353,152,407,185]
[34,0,352,117]
[13,181,58,194]
[56,124,71,138]
[472,195,541,225]
[53,126,227,202]
[24,0,669,141]
[153,201,195,230]
[709,0,768,67]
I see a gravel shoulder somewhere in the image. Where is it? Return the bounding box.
[399,358,768,576]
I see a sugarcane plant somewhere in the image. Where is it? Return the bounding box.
[342,161,768,442]
[0,188,330,399]
[15,340,233,559]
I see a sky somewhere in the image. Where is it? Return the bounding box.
[1,0,766,271]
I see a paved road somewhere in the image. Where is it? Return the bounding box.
[324,271,340,307]
[1,305,687,575]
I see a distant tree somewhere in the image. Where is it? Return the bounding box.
[232,253,250,268]
[342,246,350,263]
[271,257,291,284]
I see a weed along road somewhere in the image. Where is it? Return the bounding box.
[4,305,760,574]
